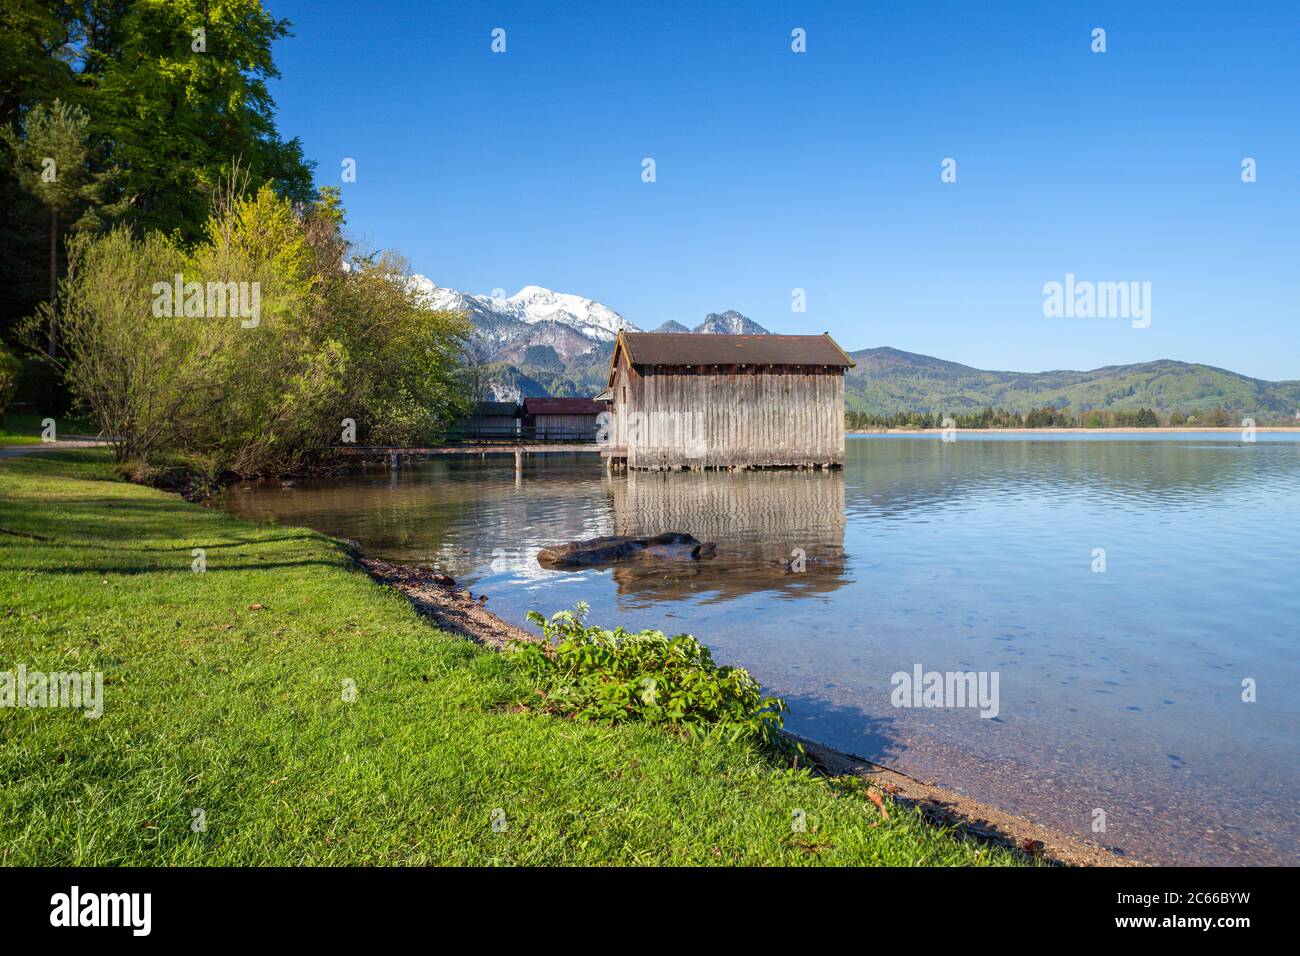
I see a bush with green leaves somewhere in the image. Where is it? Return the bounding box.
[44,184,470,476]
[508,603,787,745]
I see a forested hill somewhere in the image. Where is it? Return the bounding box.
[844,348,1300,420]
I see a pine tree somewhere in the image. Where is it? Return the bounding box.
[2,99,96,355]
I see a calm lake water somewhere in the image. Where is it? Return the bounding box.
[215,434,1300,865]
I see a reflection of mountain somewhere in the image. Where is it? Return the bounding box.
[606,469,848,604]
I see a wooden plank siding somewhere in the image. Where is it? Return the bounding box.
[533,413,599,441]
[608,355,847,470]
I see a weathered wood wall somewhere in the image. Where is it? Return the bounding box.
[464,414,519,438]
[609,361,634,449]
[610,360,846,469]
[533,413,598,440]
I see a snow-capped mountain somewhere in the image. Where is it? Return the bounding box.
[411,276,773,346]
[505,285,630,341]
[652,320,693,334]
[693,310,770,335]
[409,277,636,349]
[409,276,772,399]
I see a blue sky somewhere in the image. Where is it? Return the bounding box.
[267,0,1298,380]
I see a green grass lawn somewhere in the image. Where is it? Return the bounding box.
[0,412,99,446]
[0,451,1022,866]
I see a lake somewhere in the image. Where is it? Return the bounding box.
[214,433,1300,865]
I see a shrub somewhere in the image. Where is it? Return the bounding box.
[508,603,787,745]
[45,185,470,476]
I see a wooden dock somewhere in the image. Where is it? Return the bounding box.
[337,444,628,471]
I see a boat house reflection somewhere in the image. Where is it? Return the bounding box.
[604,468,849,604]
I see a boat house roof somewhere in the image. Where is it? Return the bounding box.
[522,397,605,416]
[610,332,855,382]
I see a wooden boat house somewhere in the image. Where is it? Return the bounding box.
[459,401,520,440]
[522,397,605,441]
[598,332,855,470]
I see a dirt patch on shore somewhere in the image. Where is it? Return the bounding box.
[357,552,1135,867]
[358,556,538,650]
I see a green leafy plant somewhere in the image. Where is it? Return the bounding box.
[508,603,787,745]
[46,183,469,476]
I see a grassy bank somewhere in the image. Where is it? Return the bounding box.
[0,451,1021,866]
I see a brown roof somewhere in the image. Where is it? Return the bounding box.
[470,401,519,417]
[615,332,855,369]
[522,397,604,416]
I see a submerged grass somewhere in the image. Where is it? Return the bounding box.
[0,451,1024,866]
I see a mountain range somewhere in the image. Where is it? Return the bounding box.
[412,278,1300,418]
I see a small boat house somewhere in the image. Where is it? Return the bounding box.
[459,401,521,440]
[522,397,605,441]
[599,332,855,470]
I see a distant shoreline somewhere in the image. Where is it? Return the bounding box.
[850,426,1300,434]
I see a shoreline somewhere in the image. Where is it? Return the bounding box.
[851,426,1300,434]
[358,555,1134,868]
[15,451,1043,866]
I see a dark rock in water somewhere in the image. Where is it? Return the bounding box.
[537,533,717,569]
[637,541,717,562]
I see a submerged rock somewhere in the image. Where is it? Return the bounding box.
[537,532,717,569]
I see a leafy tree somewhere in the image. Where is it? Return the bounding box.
[49,186,469,476]
[0,0,315,356]
[41,226,192,461]
[90,0,315,239]
[0,2,77,123]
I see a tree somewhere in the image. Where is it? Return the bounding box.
[1,99,93,355]
[0,1,76,127]
[0,1,316,353]
[41,226,191,461]
[90,0,315,239]
[50,185,470,476]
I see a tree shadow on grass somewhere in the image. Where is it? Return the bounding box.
[6,559,344,576]
[0,493,328,552]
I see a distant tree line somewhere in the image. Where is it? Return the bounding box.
[845,405,1257,430]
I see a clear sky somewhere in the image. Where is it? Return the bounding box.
[266,0,1299,380]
